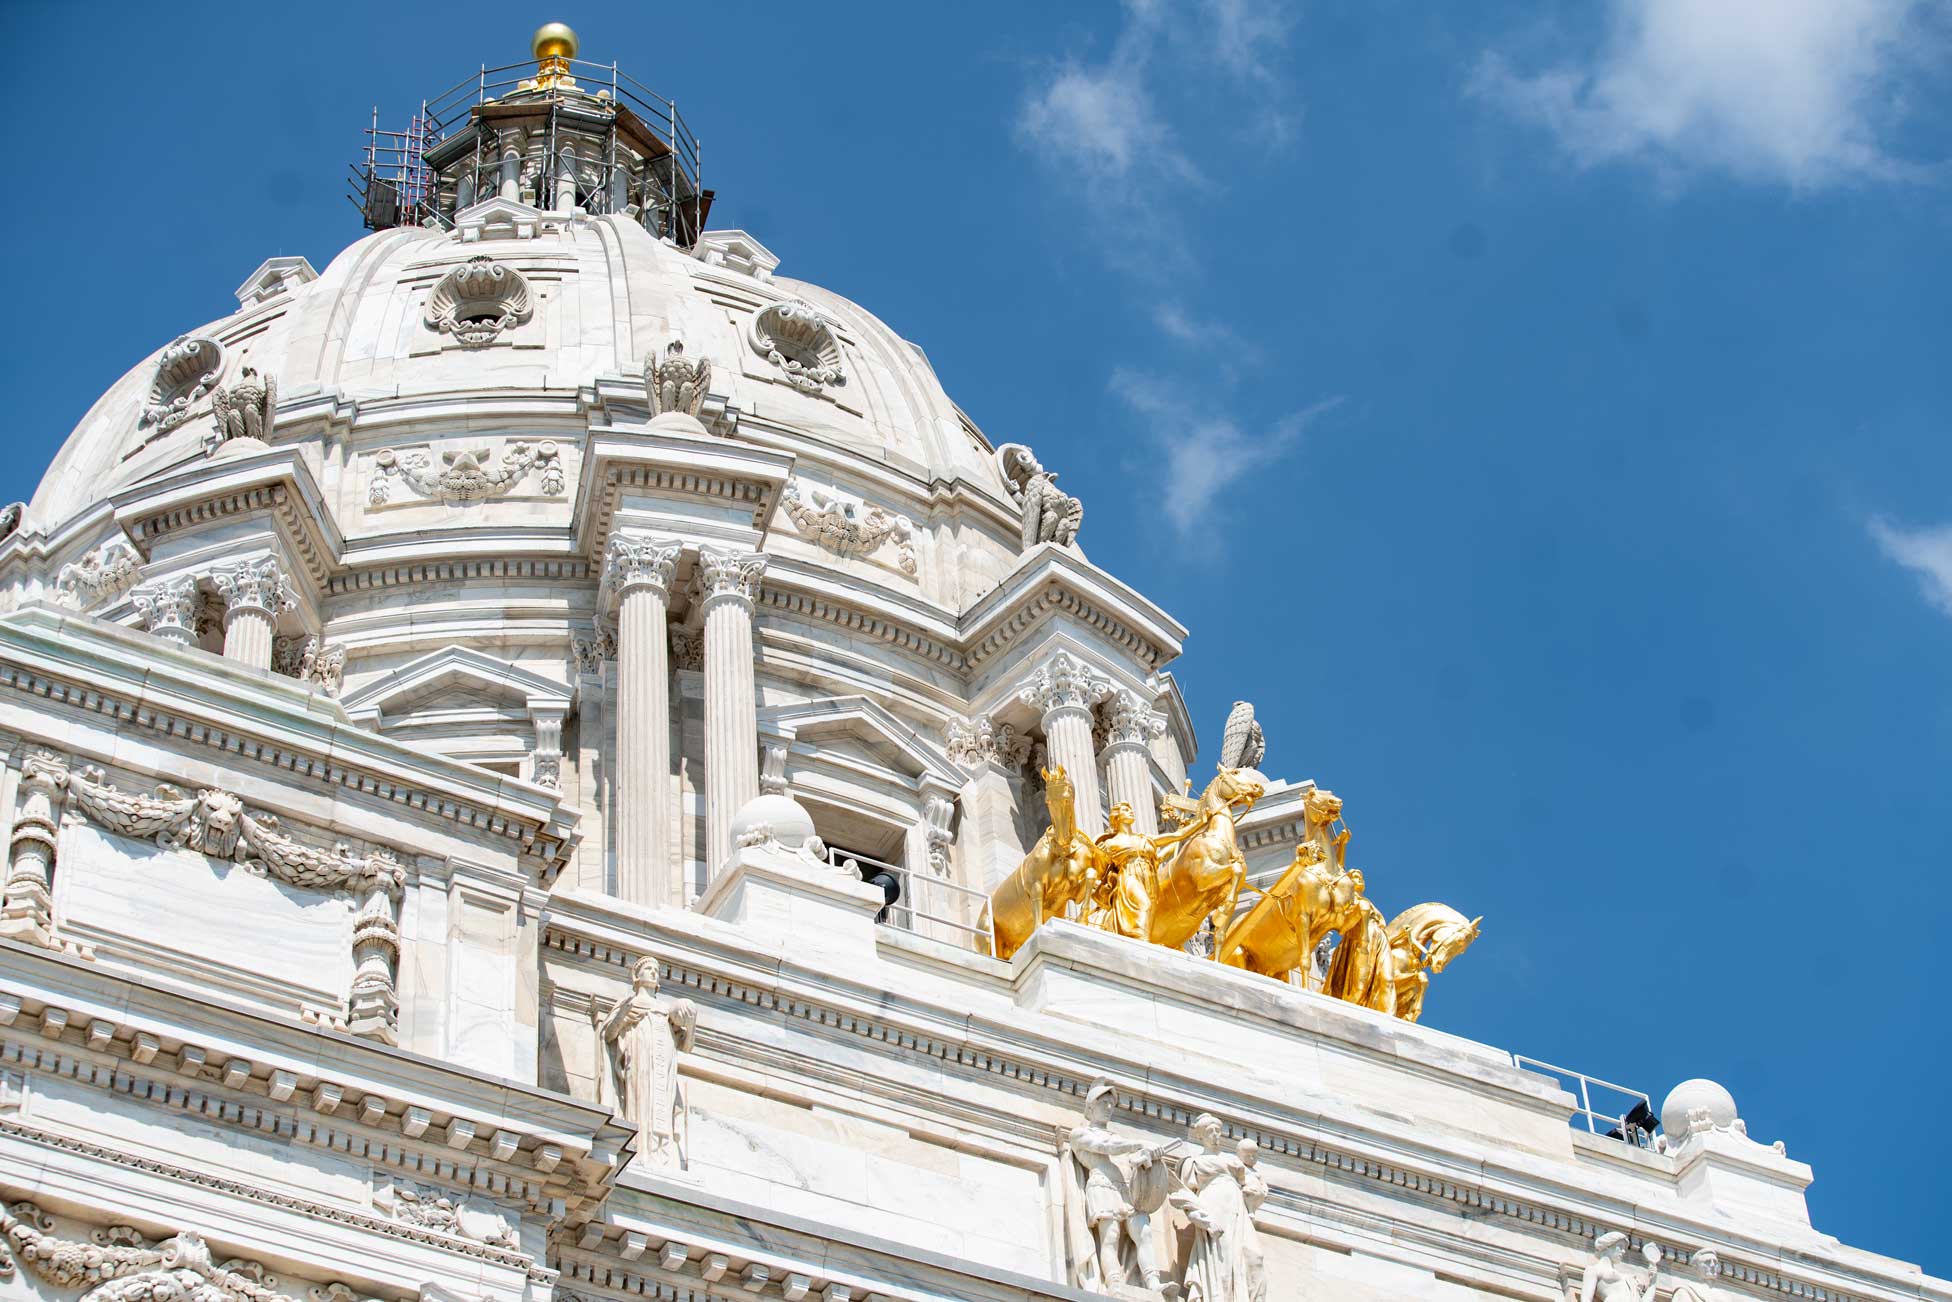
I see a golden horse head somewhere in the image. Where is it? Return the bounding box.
[1388,903,1482,974]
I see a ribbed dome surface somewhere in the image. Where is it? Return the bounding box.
[28,215,1007,530]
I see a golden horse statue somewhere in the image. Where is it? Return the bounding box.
[1384,903,1481,1023]
[989,766,1102,961]
[1215,840,1363,977]
[1146,765,1266,952]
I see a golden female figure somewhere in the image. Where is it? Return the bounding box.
[1323,870,1396,1015]
[1090,801,1162,940]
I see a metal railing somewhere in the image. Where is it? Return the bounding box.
[1512,1055,1658,1145]
[824,846,994,953]
[353,55,704,242]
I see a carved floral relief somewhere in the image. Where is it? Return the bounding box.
[55,542,139,609]
[780,479,918,575]
[368,440,564,507]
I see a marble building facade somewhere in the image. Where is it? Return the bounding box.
[0,31,1944,1302]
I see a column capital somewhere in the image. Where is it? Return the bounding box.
[695,547,766,612]
[1101,688,1168,752]
[209,556,296,622]
[602,534,683,605]
[946,716,1031,772]
[130,574,201,644]
[1015,649,1113,722]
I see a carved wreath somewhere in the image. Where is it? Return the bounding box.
[424,255,534,347]
[751,300,846,393]
[138,335,226,432]
[24,752,404,900]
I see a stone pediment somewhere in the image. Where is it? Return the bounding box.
[760,695,964,794]
[453,195,545,243]
[342,645,573,730]
[234,255,318,307]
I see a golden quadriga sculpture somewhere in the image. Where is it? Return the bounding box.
[990,767,1482,1024]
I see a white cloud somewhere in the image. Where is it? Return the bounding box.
[1020,2,1335,538]
[1111,369,1342,534]
[1471,0,1938,189]
[1870,518,1952,615]
[1016,0,1289,265]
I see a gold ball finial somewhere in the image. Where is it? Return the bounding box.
[532,22,579,61]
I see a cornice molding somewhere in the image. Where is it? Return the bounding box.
[111,448,342,591]
[0,939,629,1221]
[961,545,1187,676]
[573,427,793,559]
[0,606,578,875]
[536,900,1919,1302]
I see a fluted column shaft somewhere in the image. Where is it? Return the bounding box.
[1102,688,1169,835]
[1016,650,1114,838]
[605,536,682,908]
[211,557,294,670]
[698,548,766,875]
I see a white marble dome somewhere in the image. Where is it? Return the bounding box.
[25,216,1014,531]
[1661,1077,1739,1138]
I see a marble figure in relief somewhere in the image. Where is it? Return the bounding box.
[601,956,698,1169]
[1063,1080,1172,1298]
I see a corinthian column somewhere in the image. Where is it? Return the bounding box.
[696,547,766,875]
[1102,689,1168,835]
[1016,650,1113,837]
[604,535,682,907]
[0,753,67,947]
[131,574,201,648]
[210,557,295,669]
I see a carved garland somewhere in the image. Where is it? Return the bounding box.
[779,480,917,575]
[369,440,563,506]
[138,336,226,432]
[750,300,846,393]
[424,255,534,346]
[28,753,403,899]
[55,542,140,610]
[14,752,406,1041]
[0,1200,331,1302]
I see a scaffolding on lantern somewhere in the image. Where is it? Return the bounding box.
[349,24,709,246]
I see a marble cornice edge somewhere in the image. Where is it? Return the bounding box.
[0,605,579,873]
[0,940,631,1220]
[536,901,1922,1302]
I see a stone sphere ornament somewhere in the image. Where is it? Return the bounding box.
[1661,1078,1738,1139]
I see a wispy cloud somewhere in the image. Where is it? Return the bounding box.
[1016,0,1291,272]
[1870,517,1952,615]
[1112,370,1342,533]
[1469,0,1940,190]
[1019,2,1337,537]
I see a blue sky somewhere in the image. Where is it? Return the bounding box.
[5,0,1950,1274]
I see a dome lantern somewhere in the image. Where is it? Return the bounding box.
[350,22,710,243]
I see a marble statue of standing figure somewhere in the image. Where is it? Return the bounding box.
[1234,1139,1269,1302]
[601,956,698,1168]
[1065,1079,1171,1296]
[1580,1231,1656,1302]
[1169,1114,1257,1302]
